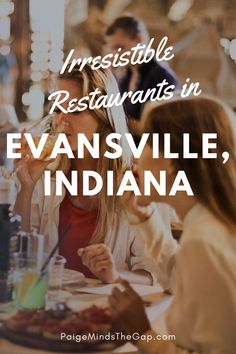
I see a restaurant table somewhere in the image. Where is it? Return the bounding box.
[0,277,172,354]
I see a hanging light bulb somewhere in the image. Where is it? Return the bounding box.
[0,0,14,41]
[229,39,236,62]
[25,0,65,120]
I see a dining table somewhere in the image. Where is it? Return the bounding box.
[0,273,173,354]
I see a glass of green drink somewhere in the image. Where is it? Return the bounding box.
[12,254,50,310]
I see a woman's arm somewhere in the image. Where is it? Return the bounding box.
[124,196,179,291]
[109,280,198,354]
[14,187,34,231]
[78,245,153,285]
[118,270,153,285]
[14,155,54,231]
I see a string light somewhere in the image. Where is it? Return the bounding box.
[220,37,236,64]
[23,0,65,120]
[0,0,14,41]
[168,0,194,22]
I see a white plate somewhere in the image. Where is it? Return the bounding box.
[75,283,163,297]
[62,268,85,286]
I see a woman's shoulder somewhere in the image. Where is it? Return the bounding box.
[181,204,236,253]
[32,174,64,210]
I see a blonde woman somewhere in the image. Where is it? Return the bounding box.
[109,96,236,353]
[14,64,172,285]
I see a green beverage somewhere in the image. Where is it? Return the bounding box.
[12,255,50,310]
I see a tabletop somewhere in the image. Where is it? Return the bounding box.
[0,276,172,354]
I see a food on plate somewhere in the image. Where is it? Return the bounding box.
[49,269,85,288]
[62,269,85,285]
[6,310,47,335]
[5,303,112,342]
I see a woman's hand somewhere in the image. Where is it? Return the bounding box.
[15,132,54,190]
[109,279,151,338]
[78,244,120,283]
[15,154,54,190]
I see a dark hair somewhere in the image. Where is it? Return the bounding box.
[143,96,236,232]
[106,15,147,39]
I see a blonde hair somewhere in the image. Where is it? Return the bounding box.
[142,95,236,232]
[54,64,132,242]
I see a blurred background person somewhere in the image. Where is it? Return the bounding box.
[105,15,179,134]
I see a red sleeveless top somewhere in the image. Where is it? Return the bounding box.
[58,194,98,278]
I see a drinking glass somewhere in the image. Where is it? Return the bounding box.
[26,113,55,135]
[2,113,56,178]
[12,254,50,310]
[48,255,66,301]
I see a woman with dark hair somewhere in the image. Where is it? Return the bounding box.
[109,96,236,353]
